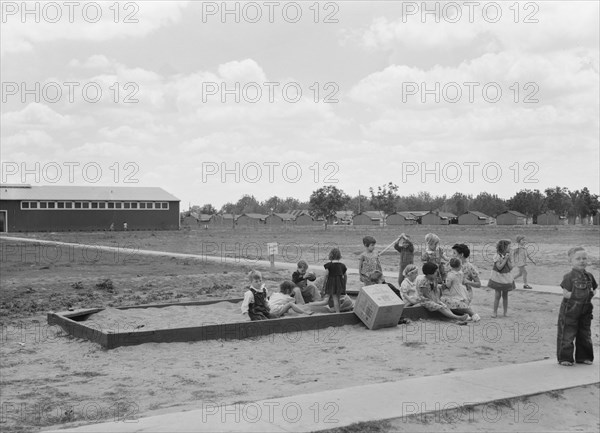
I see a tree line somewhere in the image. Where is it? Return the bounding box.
[190,185,599,224]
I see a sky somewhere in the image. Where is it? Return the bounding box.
[1,1,599,209]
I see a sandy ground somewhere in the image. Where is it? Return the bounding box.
[1,228,599,432]
[86,301,325,331]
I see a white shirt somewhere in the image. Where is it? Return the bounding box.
[241,285,268,315]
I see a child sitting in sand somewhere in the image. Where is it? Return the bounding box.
[268,281,314,318]
[368,271,402,299]
[292,260,321,303]
[359,236,382,285]
[241,270,271,321]
[412,263,470,322]
[442,258,481,322]
[399,264,420,304]
[557,247,597,366]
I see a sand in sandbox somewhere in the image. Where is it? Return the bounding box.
[84,301,328,332]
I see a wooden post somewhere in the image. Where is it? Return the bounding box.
[267,242,278,269]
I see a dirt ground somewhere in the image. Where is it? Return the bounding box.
[0,227,599,432]
[9,224,599,286]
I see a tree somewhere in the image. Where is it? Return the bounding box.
[199,204,217,214]
[569,187,599,224]
[348,193,372,215]
[507,189,545,221]
[236,194,262,214]
[369,182,399,215]
[470,192,507,217]
[544,187,571,216]
[308,186,350,228]
[262,196,281,213]
[446,193,471,216]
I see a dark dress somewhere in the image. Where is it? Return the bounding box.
[248,287,271,321]
[324,261,347,297]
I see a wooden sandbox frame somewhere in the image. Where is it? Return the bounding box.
[47,298,364,349]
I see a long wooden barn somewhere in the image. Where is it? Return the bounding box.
[0,184,180,232]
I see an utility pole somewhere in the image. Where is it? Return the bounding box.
[358,190,361,214]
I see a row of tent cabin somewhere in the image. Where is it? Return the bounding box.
[181,211,319,227]
[182,210,598,227]
[357,210,595,226]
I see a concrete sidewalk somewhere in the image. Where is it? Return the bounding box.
[1,236,586,297]
[48,355,599,432]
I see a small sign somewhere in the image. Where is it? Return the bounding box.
[267,242,278,256]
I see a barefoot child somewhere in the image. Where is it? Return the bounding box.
[268,281,314,318]
[487,239,515,317]
[557,247,597,366]
[513,235,535,289]
[358,236,381,285]
[324,247,348,313]
[292,260,321,303]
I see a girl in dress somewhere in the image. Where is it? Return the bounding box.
[324,247,348,313]
[268,281,313,318]
[421,233,449,284]
[399,264,420,304]
[358,236,382,285]
[487,239,515,317]
[442,258,481,322]
[413,263,470,321]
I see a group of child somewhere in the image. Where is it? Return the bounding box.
[241,232,597,367]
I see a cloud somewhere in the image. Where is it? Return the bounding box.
[1,2,190,56]
[350,2,599,55]
[1,103,74,129]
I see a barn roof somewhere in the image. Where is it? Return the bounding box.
[273,213,295,221]
[290,209,311,217]
[392,212,417,220]
[335,211,354,219]
[241,213,268,220]
[356,211,385,220]
[0,185,180,201]
[466,210,490,219]
[438,211,457,219]
[406,210,429,217]
[500,210,527,217]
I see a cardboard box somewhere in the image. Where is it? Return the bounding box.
[354,284,405,330]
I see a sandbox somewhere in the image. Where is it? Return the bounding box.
[47,298,363,349]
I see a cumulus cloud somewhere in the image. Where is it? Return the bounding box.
[1,2,189,56]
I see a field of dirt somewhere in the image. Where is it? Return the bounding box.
[0,226,599,432]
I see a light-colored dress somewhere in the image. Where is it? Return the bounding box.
[359,252,382,284]
[487,254,515,291]
[414,275,447,311]
[421,247,447,283]
[268,292,294,317]
[461,261,480,302]
[400,278,420,305]
[441,270,470,309]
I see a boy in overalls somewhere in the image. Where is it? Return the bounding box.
[557,247,597,366]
